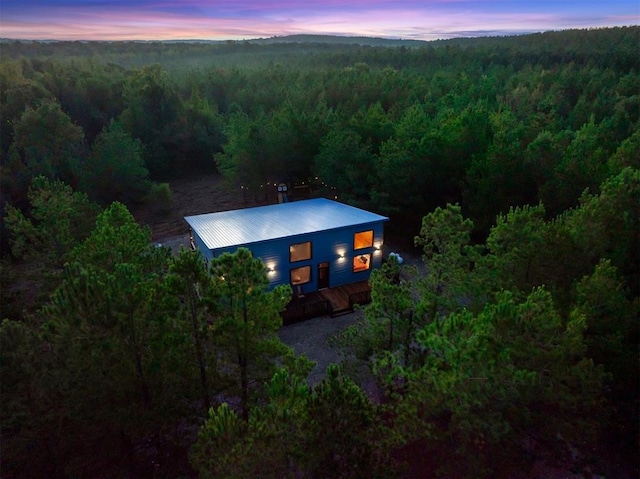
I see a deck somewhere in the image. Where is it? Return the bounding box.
[319,281,372,313]
[281,280,371,325]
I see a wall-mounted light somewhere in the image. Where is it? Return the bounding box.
[337,251,346,260]
[266,265,276,274]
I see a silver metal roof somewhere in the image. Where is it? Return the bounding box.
[184,198,389,250]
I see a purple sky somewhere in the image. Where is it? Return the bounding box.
[1,0,638,41]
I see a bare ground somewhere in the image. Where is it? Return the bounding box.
[276,308,384,401]
[276,311,360,383]
[131,173,253,242]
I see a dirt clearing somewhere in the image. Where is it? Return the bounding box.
[132,173,248,241]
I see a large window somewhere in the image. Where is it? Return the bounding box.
[353,230,373,250]
[353,253,371,273]
[290,266,311,285]
[290,241,312,262]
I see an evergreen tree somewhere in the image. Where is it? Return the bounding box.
[3,176,100,306]
[338,256,417,372]
[80,119,151,205]
[573,260,640,463]
[165,248,221,413]
[191,370,309,478]
[191,366,391,478]
[120,64,180,176]
[40,202,179,476]
[210,247,312,420]
[390,289,605,477]
[6,100,85,202]
[414,204,487,328]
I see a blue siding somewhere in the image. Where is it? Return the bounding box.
[200,221,386,293]
[192,232,214,261]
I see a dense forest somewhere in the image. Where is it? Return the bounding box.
[1,26,638,478]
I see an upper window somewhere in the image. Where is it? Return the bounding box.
[290,241,312,262]
[290,266,311,285]
[353,230,374,250]
[353,254,371,273]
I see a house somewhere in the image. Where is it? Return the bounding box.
[184,198,389,294]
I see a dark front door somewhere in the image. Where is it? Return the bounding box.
[318,262,329,289]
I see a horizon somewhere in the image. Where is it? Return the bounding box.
[1,1,638,42]
[1,27,637,45]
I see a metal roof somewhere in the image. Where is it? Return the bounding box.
[184,198,389,250]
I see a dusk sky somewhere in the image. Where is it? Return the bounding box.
[1,1,638,42]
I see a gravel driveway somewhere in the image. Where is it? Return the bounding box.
[277,311,361,385]
[278,309,383,402]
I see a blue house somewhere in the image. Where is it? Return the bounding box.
[184,198,389,294]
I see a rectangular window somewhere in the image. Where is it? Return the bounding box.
[290,266,311,285]
[354,230,374,250]
[353,253,371,273]
[290,241,312,262]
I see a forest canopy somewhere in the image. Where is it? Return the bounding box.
[2,27,638,221]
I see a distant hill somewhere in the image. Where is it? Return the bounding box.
[0,34,424,47]
[242,28,640,50]
[3,27,636,50]
[244,34,429,47]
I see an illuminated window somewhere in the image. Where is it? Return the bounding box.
[354,230,373,250]
[290,266,311,285]
[290,242,312,262]
[353,254,371,273]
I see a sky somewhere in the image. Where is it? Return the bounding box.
[1,0,638,42]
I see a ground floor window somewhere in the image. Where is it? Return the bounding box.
[290,265,311,285]
[353,253,371,273]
